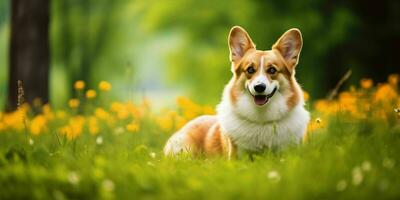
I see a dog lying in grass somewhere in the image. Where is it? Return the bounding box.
[164,26,310,158]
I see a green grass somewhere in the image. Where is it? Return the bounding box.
[1,114,400,200]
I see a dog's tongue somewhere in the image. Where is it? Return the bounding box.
[254,95,268,106]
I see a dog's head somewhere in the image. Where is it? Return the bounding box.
[226,26,304,121]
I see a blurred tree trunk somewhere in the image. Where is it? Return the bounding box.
[7,0,50,111]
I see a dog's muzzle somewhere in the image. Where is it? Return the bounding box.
[252,86,277,106]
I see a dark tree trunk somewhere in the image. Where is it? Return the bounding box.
[7,0,50,111]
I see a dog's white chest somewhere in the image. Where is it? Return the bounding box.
[217,101,309,151]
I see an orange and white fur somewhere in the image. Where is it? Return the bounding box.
[164,26,310,158]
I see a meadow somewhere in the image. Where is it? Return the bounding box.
[0,75,399,200]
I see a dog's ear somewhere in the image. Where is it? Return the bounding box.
[228,26,255,63]
[272,28,303,71]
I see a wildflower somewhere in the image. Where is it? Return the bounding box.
[156,113,174,132]
[314,100,339,115]
[336,180,347,191]
[267,170,281,182]
[29,115,47,135]
[360,78,373,89]
[375,84,397,102]
[29,138,34,146]
[175,116,187,130]
[74,80,85,90]
[352,167,363,185]
[395,108,400,117]
[99,81,112,91]
[2,107,27,131]
[176,96,202,119]
[86,89,97,99]
[202,106,215,115]
[68,98,80,108]
[126,102,142,119]
[0,122,4,131]
[388,74,399,87]
[96,136,103,145]
[59,126,73,140]
[339,92,358,114]
[89,117,100,135]
[117,109,129,120]
[126,122,140,132]
[95,108,110,120]
[42,104,54,120]
[110,102,123,113]
[59,116,85,140]
[70,116,84,132]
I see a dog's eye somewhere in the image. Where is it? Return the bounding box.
[246,66,255,74]
[267,66,277,74]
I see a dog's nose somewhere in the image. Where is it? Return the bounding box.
[254,83,266,93]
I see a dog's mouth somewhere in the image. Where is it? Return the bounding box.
[253,87,277,106]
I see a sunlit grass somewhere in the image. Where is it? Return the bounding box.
[0,75,400,199]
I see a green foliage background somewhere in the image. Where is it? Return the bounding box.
[0,0,398,106]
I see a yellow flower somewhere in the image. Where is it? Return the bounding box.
[314,100,339,115]
[2,105,29,131]
[29,115,47,135]
[86,89,97,99]
[0,122,5,131]
[74,80,85,90]
[339,92,358,114]
[110,102,123,112]
[88,117,99,135]
[360,78,373,89]
[95,108,110,120]
[68,98,80,108]
[304,117,326,141]
[374,84,397,103]
[176,96,202,120]
[202,106,215,115]
[99,81,112,91]
[388,74,399,88]
[156,113,174,132]
[59,116,85,140]
[42,104,54,120]
[59,126,73,140]
[126,102,142,119]
[126,122,140,132]
[175,116,187,130]
[117,109,129,120]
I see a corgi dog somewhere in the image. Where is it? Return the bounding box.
[164,26,310,158]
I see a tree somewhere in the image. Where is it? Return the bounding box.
[7,0,50,111]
